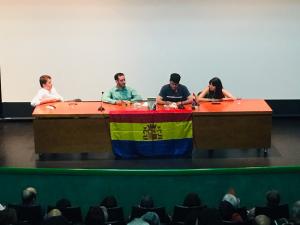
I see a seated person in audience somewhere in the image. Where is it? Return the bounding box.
[290,201,300,225]
[197,77,235,102]
[183,192,202,207]
[31,75,63,107]
[266,190,281,208]
[85,206,108,225]
[128,212,160,225]
[140,195,154,208]
[219,189,243,223]
[100,195,118,208]
[248,189,283,221]
[42,209,69,225]
[141,212,160,225]
[103,72,142,105]
[156,73,193,106]
[0,203,17,225]
[22,186,38,206]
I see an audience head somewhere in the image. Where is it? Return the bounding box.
[22,186,37,205]
[266,190,280,207]
[140,195,154,208]
[127,218,150,225]
[222,193,240,209]
[85,206,108,225]
[47,208,62,218]
[291,200,300,224]
[100,195,118,208]
[219,200,236,221]
[254,215,271,225]
[183,192,202,207]
[43,209,69,225]
[56,198,71,209]
[141,212,160,225]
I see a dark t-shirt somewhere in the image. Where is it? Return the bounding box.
[205,90,225,99]
[159,84,190,102]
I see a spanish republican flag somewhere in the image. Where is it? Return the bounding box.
[109,110,193,158]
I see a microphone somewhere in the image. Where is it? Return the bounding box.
[98,91,105,111]
[192,93,198,110]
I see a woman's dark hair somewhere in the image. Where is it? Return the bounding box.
[209,77,224,99]
[183,192,202,207]
[100,195,118,208]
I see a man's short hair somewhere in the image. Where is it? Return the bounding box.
[170,73,181,84]
[114,73,125,81]
[39,75,52,87]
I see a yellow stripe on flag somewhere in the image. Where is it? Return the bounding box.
[110,121,192,141]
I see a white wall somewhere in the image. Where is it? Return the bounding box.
[1,0,300,102]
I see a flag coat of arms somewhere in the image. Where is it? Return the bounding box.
[109,110,193,158]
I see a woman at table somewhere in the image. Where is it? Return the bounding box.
[197,77,235,102]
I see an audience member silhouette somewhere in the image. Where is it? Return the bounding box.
[266,190,281,208]
[183,192,202,207]
[141,212,160,225]
[100,195,118,208]
[219,189,243,223]
[22,187,38,206]
[85,206,108,225]
[0,203,17,225]
[291,201,300,225]
[140,195,154,208]
[42,209,69,225]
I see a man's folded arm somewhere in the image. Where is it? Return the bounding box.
[131,88,142,102]
[102,90,116,104]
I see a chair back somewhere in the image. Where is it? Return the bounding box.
[172,205,204,223]
[47,205,83,223]
[12,204,42,225]
[107,207,125,222]
[255,204,289,220]
[60,206,83,223]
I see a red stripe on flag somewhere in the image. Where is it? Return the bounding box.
[109,110,192,123]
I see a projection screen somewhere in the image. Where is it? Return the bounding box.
[0,0,300,102]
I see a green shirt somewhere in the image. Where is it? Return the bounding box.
[103,86,142,104]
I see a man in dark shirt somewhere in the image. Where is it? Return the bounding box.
[156,73,193,105]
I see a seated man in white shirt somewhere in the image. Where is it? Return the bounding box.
[31,75,63,107]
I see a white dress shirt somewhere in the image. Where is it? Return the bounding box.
[31,87,63,107]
